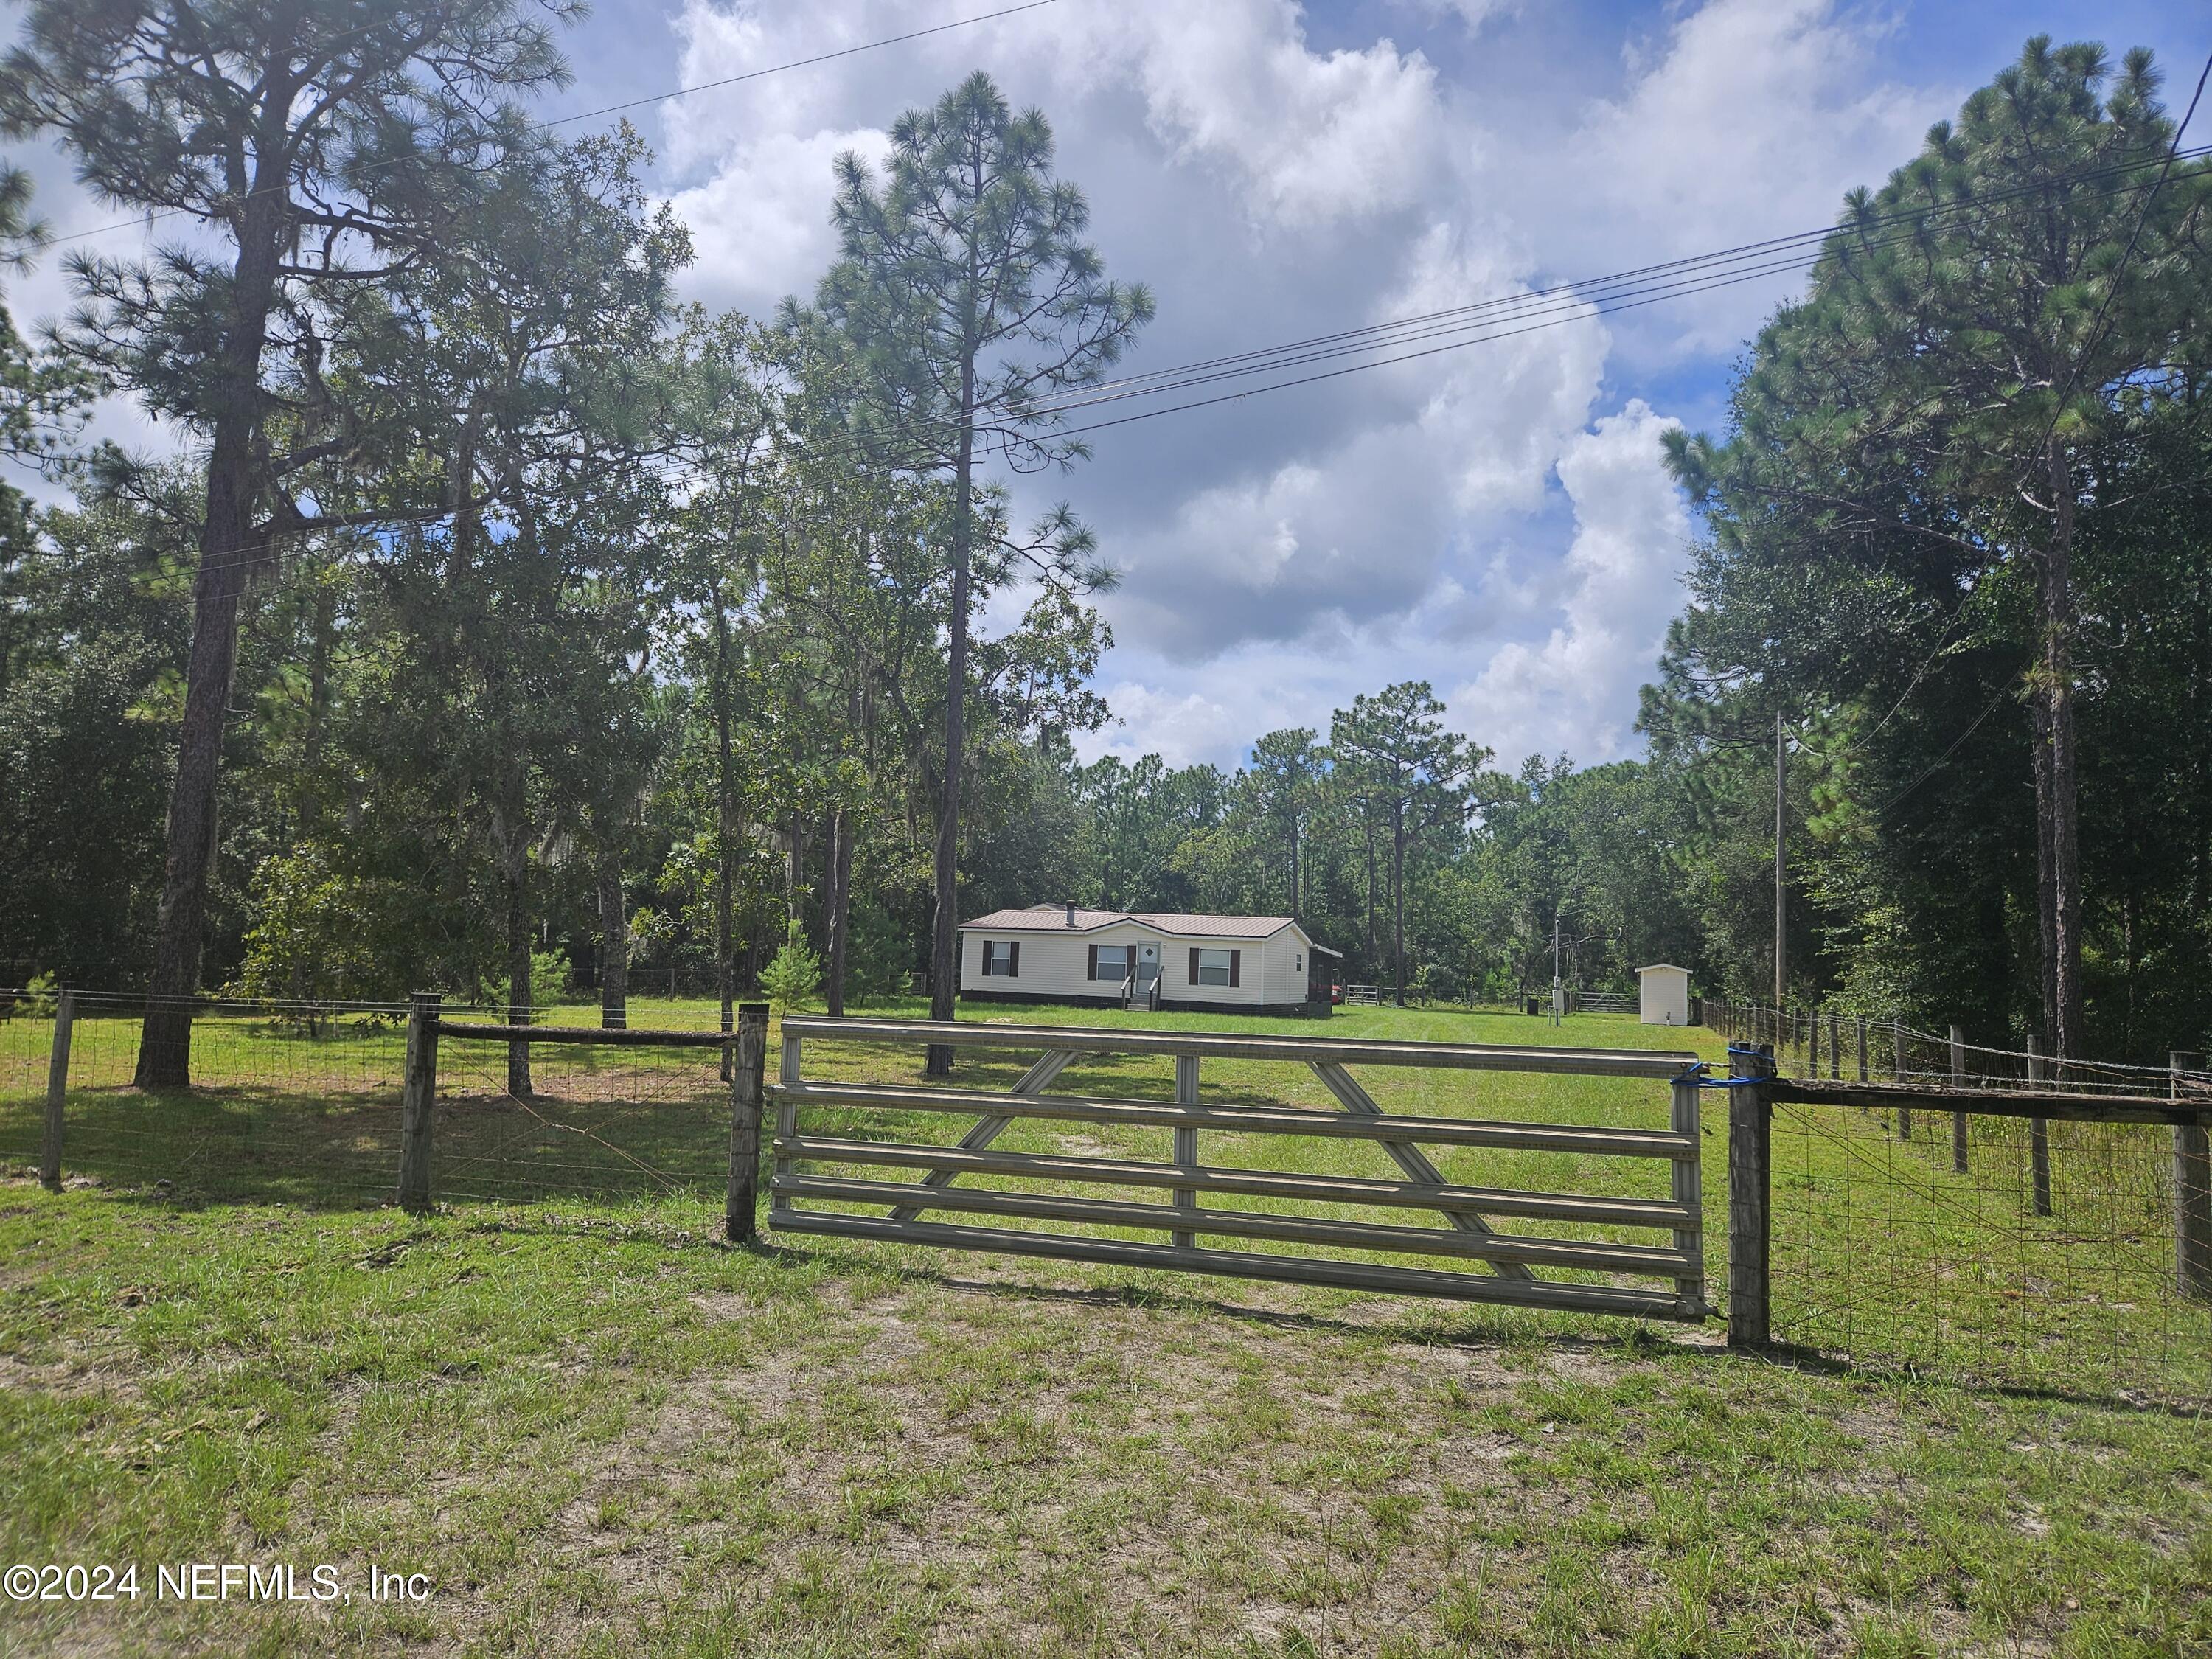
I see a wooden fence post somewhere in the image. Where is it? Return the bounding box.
[2027,1034,2052,1218]
[1728,1045,1774,1349]
[40,989,74,1191]
[1855,1016,1868,1083]
[727,1003,769,1244]
[1827,1009,1841,1079]
[1807,1009,1819,1078]
[396,992,440,1213]
[2175,1051,2211,1303]
[1949,1024,1969,1172]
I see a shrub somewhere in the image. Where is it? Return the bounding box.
[490,950,571,1014]
[759,919,822,1016]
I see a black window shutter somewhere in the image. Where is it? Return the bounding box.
[1189,947,1200,984]
[1229,950,1241,987]
[1008,941,1020,978]
[1088,942,1099,980]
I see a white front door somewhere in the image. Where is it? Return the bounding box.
[1135,942,1161,990]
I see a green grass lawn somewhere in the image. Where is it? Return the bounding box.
[1,998,2208,1655]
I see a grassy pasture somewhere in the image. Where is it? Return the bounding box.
[1,998,2207,1655]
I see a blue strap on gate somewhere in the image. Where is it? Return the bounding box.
[1680,1045,1773,1088]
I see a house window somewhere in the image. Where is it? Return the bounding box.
[1195,948,1234,987]
[1091,944,1130,981]
[1296,953,1303,973]
[983,940,1019,977]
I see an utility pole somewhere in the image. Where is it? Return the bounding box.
[1774,711,1787,1009]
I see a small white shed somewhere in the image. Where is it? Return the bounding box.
[1636,964,1692,1026]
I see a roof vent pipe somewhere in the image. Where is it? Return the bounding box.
[1065,902,1077,929]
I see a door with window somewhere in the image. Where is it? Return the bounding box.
[1134,942,1161,1003]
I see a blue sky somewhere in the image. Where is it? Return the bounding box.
[7,1,2202,771]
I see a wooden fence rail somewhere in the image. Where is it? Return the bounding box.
[768,1016,1708,1321]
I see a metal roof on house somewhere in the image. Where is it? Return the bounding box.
[960,905,1335,947]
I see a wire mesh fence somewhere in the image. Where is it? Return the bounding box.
[429,1025,730,1209]
[1,991,424,1204]
[1702,1003,2212,1403]
[1705,999,2210,1096]
[0,990,736,1214]
[1766,1096,2211,1405]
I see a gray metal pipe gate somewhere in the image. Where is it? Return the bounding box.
[768,1017,1709,1321]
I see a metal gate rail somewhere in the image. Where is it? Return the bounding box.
[770,1018,1707,1320]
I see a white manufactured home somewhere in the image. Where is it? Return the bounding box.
[959,905,1339,1017]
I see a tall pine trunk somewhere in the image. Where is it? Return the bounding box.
[503,814,533,1098]
[1362,815,1378,976]
[825,806,854,1016]
[599,846,627,1030]
[2031,695,2057,1051]
[925,340,977,1077]
[712,576,735,1079]
[2043,436,2083,1062]
[136,182,285,1089]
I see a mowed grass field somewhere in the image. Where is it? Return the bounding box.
[1,998,2208,1656]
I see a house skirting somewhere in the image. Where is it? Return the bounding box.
[959,989,1329,1019]
[959,988,1121,1009]
[1164,997,1330,1019]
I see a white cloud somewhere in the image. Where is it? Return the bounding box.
[1113,0,1448,229]
[1452,399,1688,765]
[664,127,888,313]
[1515,0,1950,360]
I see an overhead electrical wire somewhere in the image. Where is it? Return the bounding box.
[88,100,2212,586]
[2037,47,2212,449]
[45,0,1071,251]
[1015,139,2212,422]
[625,145,2211,493]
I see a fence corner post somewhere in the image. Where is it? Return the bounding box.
[2174,1050,2211,1303]
[1727,1043,1774,1349]
[396,992,440,1214]
[728,1002,770,1244]
[41,989,75,1191]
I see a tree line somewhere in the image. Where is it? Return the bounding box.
[1,13,2207,1071]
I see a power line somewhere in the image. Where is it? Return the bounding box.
[539,0,1068,130]
[46,0,1070,251]
[88,125,2212,570]
[1872,680,2015,815]
[2037,48,2212,451]
[625,147,2205,493]
[1018,140,2212,420]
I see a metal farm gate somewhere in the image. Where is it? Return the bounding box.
[768,1018,1708,1321]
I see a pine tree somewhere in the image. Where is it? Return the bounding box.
[817,72,1150,1072]
[1,0,576,1083]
